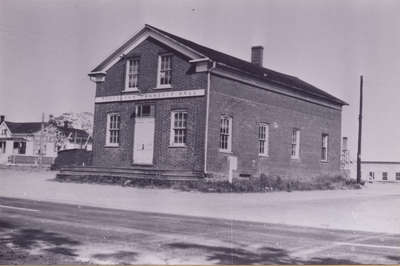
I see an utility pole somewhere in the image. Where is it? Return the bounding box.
[39,112,44,168]
[357,76,363,184]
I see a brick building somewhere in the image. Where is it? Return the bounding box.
[85,24,347,180]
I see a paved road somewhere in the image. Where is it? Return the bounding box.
[0,197,399,264]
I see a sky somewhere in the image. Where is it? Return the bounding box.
[0,0,399,161]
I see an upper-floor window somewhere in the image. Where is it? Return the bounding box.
[125,58,139,90]
[291,128,300,159]
[382,172,388,180]
[219,116,232,152]
[396,172,400,181]
[106,113,120,146]
[170,110,187,147]
[321,134,329,161]
[1,128,7,136]
[157,54,172,88]
[258,123,269,156]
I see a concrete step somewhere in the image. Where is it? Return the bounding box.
[58,166,203,181]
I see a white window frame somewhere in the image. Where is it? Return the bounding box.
[321,134,329,162]
[258,123,269,156]
[170,110,188,147]
[124,58,139,91]
[156,54,172,89]
[291,128,300,159]
[219,116,232,153]
[105,113,121,147]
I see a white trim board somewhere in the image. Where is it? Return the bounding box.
[95,89,205,104]
[90,27,205,74]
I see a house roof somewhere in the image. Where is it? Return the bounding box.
[57,126,89,138]
[2,121,89,138]
[91,24,347,106]
[362,161,400,165]
[5,121,45,134]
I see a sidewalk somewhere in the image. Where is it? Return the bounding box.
[1,168,400,234]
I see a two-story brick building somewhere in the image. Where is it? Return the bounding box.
[80,24,347,180]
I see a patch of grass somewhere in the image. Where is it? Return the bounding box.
[172,174,364,193]
[56,173,363,193]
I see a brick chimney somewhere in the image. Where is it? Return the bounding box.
[251,46,264,67]
[0,115,5,124]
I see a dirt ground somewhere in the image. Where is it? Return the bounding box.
[1,168,400,234]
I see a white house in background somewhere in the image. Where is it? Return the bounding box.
[0,115,92,165]
[361,161,400,182]
[0,116,58,165]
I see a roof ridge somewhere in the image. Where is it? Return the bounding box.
[146,24,298,79]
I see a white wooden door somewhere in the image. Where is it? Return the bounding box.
[133,117,155,164]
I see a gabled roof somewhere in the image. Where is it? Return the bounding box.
[91,24,347,106]
[5,121,45,134]
[57,126,89,138]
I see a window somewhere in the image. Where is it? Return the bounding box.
[1,128,7,136]
[382,172,388,180]
[170,111,187,146]
[0,141,6,153]
[219,116,232,152]
[157,54,172,87]
[106,113,121,146]
[135,105,152,118]
[291,128,300,159]
[125,58,139,90]
[396,172,400,181]
[258,123,269,156]
[13,141,26,154]
[321,134,329,161]
[369,171,375,179]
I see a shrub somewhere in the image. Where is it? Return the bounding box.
[55,172,364,193]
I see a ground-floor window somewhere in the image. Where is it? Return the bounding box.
[369,171,375,179]
[170,110,187,146]
[13,141,26,154]
[291,128,300,159]
[0,141,5,153]
[219,116,232,152]
[396,172,400,181]
[106,113,121,146]
[382,172,388,180]
[321,134,328,161]
[258,123,269,156]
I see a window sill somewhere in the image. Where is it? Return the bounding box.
[104,144,120,148]
[320,160,329,163]
[219,149,232,154]
[259,154,269,158]
[122,88,139,92]
[290,157,300,160]
[169,145,187,148]
[155,85,172,89]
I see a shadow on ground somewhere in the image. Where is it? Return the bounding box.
[0,219,81,258]
[92,251,138,264]
[167,242,361,264]
[387,256,400,263]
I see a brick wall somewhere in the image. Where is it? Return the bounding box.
[206,73,343,180]
[92,38,207,171]
[95,38,206,97]
[92,97,206,171]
